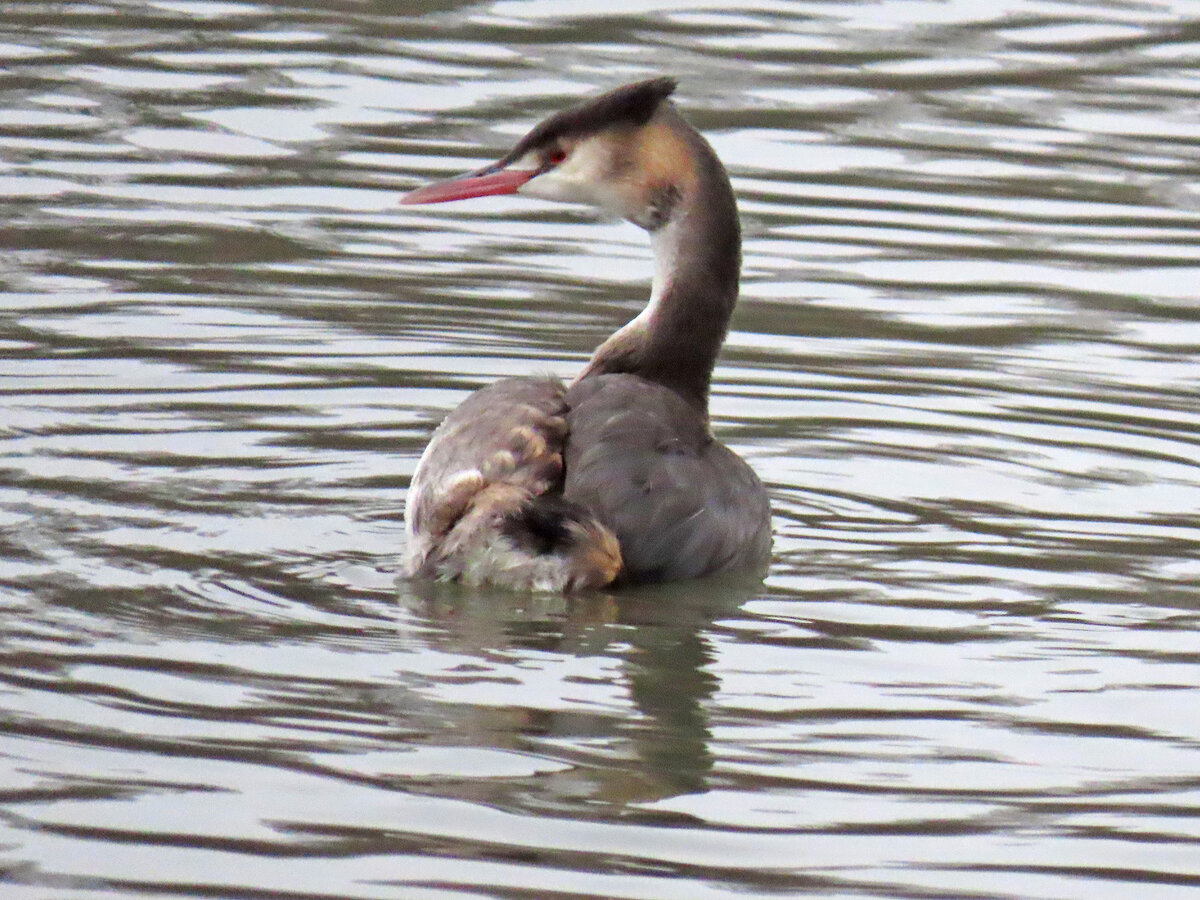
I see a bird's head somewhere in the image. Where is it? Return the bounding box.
[402,77,695,231]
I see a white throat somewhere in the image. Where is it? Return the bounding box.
[626,219,684,332]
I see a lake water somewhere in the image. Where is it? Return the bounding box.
[3,1,1200,898]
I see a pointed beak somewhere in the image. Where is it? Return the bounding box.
[400,164,536,205]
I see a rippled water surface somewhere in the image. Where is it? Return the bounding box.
[4,1,1200,898]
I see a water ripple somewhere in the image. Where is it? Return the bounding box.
[2,2,1200,899]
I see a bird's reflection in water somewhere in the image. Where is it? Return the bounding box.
[393,574,764,810]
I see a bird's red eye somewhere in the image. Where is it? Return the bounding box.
[548,147,567,166]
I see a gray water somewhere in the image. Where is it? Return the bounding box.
[3,2,1200,898]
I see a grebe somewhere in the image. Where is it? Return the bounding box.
[402,78,770,591]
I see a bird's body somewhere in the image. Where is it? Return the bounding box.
[403,79,770,591]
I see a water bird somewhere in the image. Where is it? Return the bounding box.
[402,78,770,591]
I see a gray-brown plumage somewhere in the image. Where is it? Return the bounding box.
[402,78,771,591]
[405,377,621,592]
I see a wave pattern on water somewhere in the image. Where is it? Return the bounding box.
[2,2,1200,899]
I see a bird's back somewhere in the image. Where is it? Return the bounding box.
[564,373,771,582]
[404,372,770,589]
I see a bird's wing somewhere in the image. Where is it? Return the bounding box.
[406,376,568,558]
[564,374,771,582]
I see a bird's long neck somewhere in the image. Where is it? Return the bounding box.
[574,116,741,416]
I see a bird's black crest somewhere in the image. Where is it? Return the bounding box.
[496,77,677,166]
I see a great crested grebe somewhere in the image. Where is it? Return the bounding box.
[402,78,770,591]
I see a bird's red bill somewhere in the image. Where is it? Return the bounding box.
[400,168,534,205]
